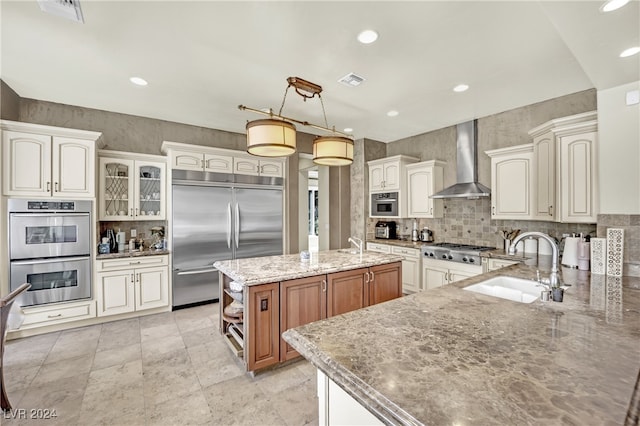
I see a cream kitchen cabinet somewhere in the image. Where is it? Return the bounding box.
[162,141,284,178]
[486,144,534,220]
[368,155,418,192]
[169,149,233,173]
[391,246,421,293]
[483,258,519,273]
[1,120,101,198]
[233,157,284,178]
[422,258,482,290]
[98,151,166,221]
[406,160,446,218]
[95,255,169,317]
[367,242,421,294]
[529,111,598,223]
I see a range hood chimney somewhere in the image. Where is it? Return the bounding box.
[431,120,491,199]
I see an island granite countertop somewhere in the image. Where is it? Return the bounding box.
[213,250,404,287]
[283,259,640,425]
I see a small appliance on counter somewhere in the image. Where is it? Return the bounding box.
[375,221,397,239]
[420,227,433,242]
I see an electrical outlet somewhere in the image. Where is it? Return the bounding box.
[131,229,137,237]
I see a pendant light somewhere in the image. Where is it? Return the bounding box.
[239,77,353,165]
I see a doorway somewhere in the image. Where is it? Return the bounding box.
[298,155,329,252]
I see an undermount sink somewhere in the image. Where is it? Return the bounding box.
[463,276,540,304]
[336,248,359,254]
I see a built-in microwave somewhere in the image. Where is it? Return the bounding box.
[371,192,398,217]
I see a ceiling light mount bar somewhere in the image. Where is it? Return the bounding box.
[237,104,351,138]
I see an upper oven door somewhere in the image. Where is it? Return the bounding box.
[9,212,91,260]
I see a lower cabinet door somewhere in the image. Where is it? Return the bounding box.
[369,262,402,305]
[135,266,169,311]
[96,270,136,316]
[280,275,327,362]
[247,282,280,371]
[423,265,448,290]
[327,268,369,317]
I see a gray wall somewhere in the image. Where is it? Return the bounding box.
[1,82,352,254]
[1,80,20,120]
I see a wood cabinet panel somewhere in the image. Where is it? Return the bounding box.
[369,262,402,305]
[327,268,369,317]
[247,282,280,371]
[280,275,327,362]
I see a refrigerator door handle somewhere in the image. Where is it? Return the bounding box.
[176,268,218,276]
[235,203,240,249]
[227,203,231,249]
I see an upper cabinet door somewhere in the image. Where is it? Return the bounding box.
[2,131,52,196]
[559,132,597,223]
[406,161,445,218]
[532,133,556,221]
[382,162,400,190]
[99,158,135,220]
[233,157,260,176]
[488,146,533,220]
[52,137,95,197]
[369,163,385,191]
[135,161,166,220]
[204,153,233,173]
[258,159,284,178]
[171,149,204,171]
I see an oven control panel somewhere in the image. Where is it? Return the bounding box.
[27,201,76,211]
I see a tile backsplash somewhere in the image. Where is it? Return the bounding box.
[367,204,640,276]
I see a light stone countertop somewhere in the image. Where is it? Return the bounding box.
[96,249,170,260]
[213,250,404,286]
[283,259,640,425]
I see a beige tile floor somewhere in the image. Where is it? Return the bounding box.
[2,303,319,426]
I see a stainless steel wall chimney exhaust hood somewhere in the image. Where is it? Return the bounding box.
[431,120,491,199]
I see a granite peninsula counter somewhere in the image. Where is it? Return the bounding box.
[283,260,640,425]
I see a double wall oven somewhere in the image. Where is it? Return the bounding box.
[8,199,92,307]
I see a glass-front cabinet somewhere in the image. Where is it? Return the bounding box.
[99,154,166,221]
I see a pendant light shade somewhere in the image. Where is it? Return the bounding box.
[246,119,296,157]
[313,136,354,166]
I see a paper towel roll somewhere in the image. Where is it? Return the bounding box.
[524,238,538,253]
[538,238,552,255]
[562,237,580,268]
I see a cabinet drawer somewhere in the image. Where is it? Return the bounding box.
[391,246,420,258]
[96,255,168,272]
[20,300,96,328]
[366,242,391,253]
[487,258,519,271]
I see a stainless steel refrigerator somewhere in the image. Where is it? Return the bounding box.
[171,170,283,308]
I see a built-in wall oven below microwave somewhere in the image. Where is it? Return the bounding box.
[371,192,398,217]
[8,199,92,307]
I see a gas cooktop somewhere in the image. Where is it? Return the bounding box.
[421,242,495,265]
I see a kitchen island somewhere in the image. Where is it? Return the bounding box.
[214,250,404,372]
[283,259,640,425]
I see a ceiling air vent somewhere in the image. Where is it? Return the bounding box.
[338,73,365,87]
[38,0,84,23]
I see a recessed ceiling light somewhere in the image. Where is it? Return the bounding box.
[620,47,640,57]
[129,76,148,86]
[343,128,353,133]
[600,0,629,12]
[357,30,378,44]
[387,110,399,117]
[453,84,469,93]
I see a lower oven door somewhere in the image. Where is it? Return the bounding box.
[10,256,91,307]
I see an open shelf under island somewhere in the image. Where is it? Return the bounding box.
[213,250,404,373]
